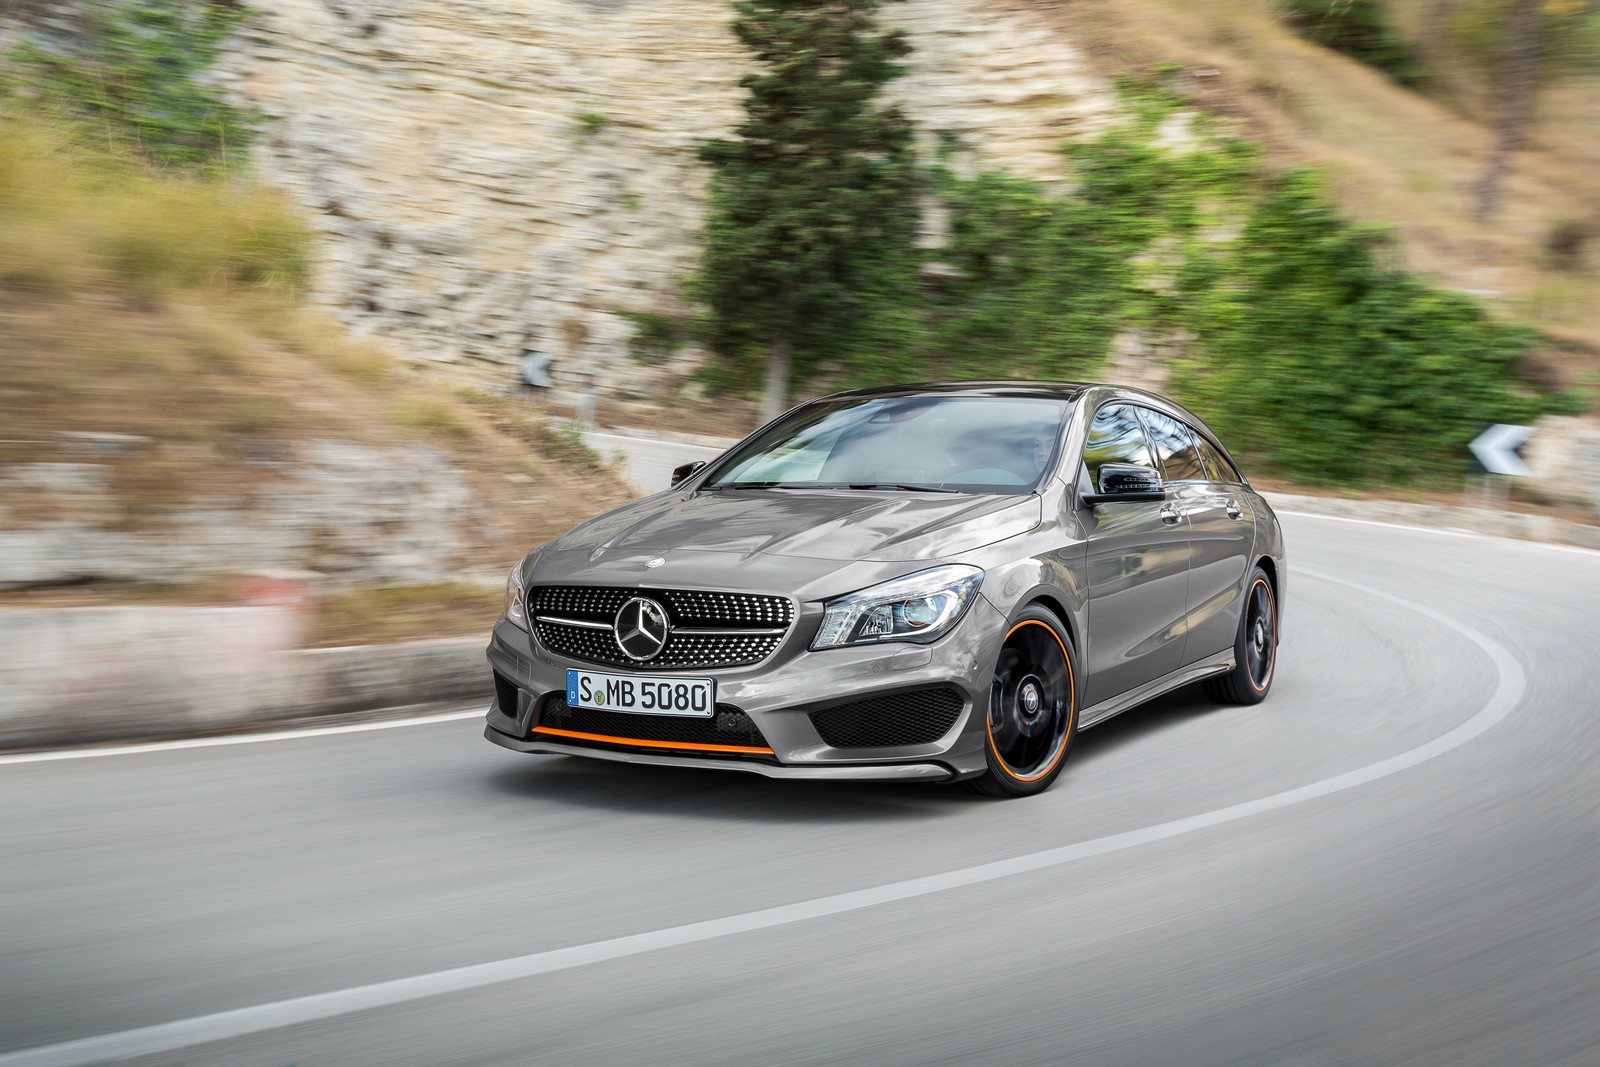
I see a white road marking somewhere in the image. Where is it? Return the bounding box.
[0,708,487,767]
[1278,509,1600,557]
[0,570,1526,1067]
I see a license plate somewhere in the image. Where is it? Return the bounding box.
[565,669,715,717]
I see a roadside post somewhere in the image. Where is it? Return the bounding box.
[575,368,598,427]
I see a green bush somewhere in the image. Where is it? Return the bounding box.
[1177,171,1549,485]
[1279,0,1421,85]
[4,0,256,169]
[928,104,1256,381]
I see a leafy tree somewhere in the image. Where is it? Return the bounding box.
[5,0,255,169]
[1469,0,1600,219]
[698,0,922,418]
[929,99,1256,380]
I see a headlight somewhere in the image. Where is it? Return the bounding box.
[811,565,983,650]
[504,561,530,631]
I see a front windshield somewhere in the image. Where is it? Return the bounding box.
[703,396,1073,495]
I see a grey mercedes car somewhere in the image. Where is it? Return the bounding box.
[485,382,1284,797]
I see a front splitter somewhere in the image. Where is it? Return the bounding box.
[485,725,956,782]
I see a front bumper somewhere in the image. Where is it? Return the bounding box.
[484,726,957,781]
[482,594,1007,782]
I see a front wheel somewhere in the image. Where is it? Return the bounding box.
[964,605,1079,798]
[1204,567,1278,705]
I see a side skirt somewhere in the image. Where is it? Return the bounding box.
[1078,649,1236,731]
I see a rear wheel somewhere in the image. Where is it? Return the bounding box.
[1204,567,1277,705]
[964,605,1078,798]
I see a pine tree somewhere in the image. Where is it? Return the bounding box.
[698,0,921,420]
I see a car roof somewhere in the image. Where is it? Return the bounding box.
[814,380,1199,412]
[816,380,1095,402]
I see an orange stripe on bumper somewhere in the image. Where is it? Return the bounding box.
[531,726,774,756]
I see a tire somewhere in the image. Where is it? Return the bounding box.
[962,604,1079,798]
[1204,566,1278,706]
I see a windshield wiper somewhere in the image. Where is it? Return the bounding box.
[709,481,960,493]
[845,482,960,494]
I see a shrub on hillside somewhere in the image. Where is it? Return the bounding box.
[1178,171,1549,485]
[1279,0,1421,85]
[3,0,255,169]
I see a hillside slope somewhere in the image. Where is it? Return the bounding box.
[1046,0,1598,384]
[0,117,633,607]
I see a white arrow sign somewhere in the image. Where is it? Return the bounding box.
[1469,423,1533,477]
[520,349,553,388]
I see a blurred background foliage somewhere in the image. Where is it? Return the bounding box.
[1279,0,1423,84]
[2,0,256,169]
[696,0,1582,487]
[0,0,1595,494]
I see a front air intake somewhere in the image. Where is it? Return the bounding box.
[809,687,966,748]
[492,671,522,722]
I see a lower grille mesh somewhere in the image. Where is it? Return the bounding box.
[809,688,966,748]
[534,694,771,754]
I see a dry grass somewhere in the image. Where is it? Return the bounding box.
[1029,0,1600,391]
[0,114,312,297]
[0,291,633,546]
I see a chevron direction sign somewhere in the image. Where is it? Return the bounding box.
[520,349,553,389]
[1469,424,1534,477]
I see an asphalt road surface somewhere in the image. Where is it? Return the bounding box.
[2,513,1597,1067]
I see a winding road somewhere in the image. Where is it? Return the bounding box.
[1,513,1597,1066]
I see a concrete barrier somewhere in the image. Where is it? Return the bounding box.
[0,604,488,750]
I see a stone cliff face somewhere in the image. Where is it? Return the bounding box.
[216,0,1121,404]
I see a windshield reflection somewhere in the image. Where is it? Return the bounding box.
[706,396,1073,495]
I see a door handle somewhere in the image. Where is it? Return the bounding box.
[1159,504,1182,526]
[1225,499,1243,520]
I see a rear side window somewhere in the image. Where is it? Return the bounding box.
[1082,404,1157,489]
[1193,434,1242,485]
[1137,408,1207,483]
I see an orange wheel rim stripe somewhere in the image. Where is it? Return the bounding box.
[532,726,773,755]
[987,619,1077,783]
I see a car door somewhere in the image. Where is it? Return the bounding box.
[1138,409,1255,666]
[1078,403,1192,707]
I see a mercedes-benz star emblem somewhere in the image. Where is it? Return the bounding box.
[615,596,670,662]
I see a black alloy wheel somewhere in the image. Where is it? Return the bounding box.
[965,605,1078,798]
[1205,566,1277,705]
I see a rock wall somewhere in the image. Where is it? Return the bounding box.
[215,0,1121,405]
[0,442,484,589]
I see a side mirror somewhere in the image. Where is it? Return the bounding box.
[671,460,707,489]
[1083,463,1165,505]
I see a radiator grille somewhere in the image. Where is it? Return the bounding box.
[809,688,966,749]
[529,585,793,670]
[533,694,771,755]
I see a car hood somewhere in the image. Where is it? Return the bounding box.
[544,488,1042,566]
